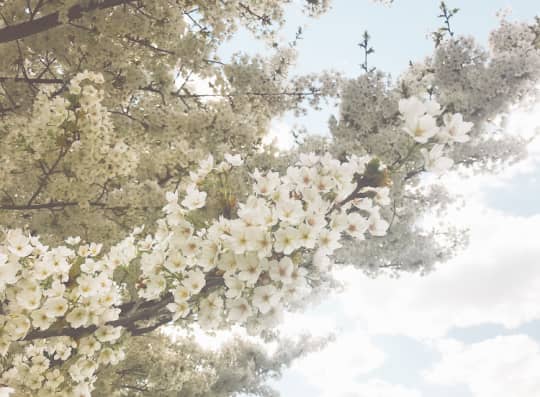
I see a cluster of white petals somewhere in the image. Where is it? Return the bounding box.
[0,71,477,395]
[0,140,395,395]
[1,2,537,395]
[399,96,473,174]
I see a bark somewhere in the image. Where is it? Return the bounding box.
[20,274,224,341]
[0,0,136,44]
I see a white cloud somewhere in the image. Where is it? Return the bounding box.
[336,209,540,339]
[285,328,386,397]
[275,303,386,395]
[424,335,540,397]
[351,379,422,397]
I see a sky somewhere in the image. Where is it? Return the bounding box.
[218,1,540,397]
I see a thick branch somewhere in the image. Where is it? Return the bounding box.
[330,174,380,213]
[21,274,224,341]
[173,90,321,99]
[0,0,136,44]
[0,201,162,211]
[0,76,63,84]
[23,293,175,341]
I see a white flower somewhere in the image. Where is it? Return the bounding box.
[173,285,190,302]
[424,98,442,116]
[274,226,301,255]
[217,251,237,274]
[260,306,284,328]
[398,96,426,119]
[95,325,122,343]
[6,229,33,257]
[313,250,331,272]
[269,257,294,284]
[253,170,280,196]
[228,298,252,323]
[275,199,304,225]
[372,186,391,206]
[330,211,348,233]
[297,152,320,167]
[224,276,244,299]
[290,266,308,286]
[182,270,206,294]
[252,285,281,314]
[65,236,81,245]
[345,212,369,239]
[88,242,102,257]
[198,307,221,329]
[43,297,69,317]
[252,230,273,258]
[5,315,30,340]
[181,236,200,257]
[237,197,269,227]
[237,254,265,285]
[97,347,114,365]
[78,336,101,356]
[166,301,190,320]
[421,144,454,175]
[44,279,66,298]
[403,114,439,143]
[440,113,473,143]
[313,173,335,192]
[304,212,326,233]
[66,307,89,328]
[199,154,215,174]
[163,253,187,273]
[317,228,341,254]
[30,309,54,330]
[181,184,207,210]
[199,292,223,313]
[15,280,42,310]
[77,274,99,298]
[191,154,214,182]
[399,96,441,119]
[0,255,20,287]
[166,204,186,228]
[297,223,317,249]
[141,274,167,299]
[69,358,97,383]
[224,153,243,166]
[368,214,389,237]
[228,224,258,254]
[43,249,71,275]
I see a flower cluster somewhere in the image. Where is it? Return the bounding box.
[0,150,390,395]
[0,230,129,395]
[399,96,473,174]
[149,151,391,331]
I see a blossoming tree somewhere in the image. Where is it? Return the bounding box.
[0,1,539,395]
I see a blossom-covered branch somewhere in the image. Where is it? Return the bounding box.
[0,68,476,395]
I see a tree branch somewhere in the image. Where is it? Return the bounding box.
[0,0,137,44]
[21,273,224,341]
[0,76,64,84]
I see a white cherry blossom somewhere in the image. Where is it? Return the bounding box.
[252,285,282,314]
[421,144,454,175]
[181,184,207,210]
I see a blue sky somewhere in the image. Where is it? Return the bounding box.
[219,1,540,396]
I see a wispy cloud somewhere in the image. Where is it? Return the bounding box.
[424,335,540,397]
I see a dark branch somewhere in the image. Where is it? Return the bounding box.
[238,3,271,25]
[0,76,63,85]
[0,0,137,44]
[0,201,162,211]
[21,274,224,341]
